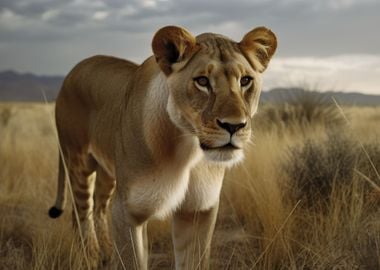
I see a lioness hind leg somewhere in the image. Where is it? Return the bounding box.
[66,153,100,269]
[93,166,116,266]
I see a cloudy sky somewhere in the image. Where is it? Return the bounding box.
[1,0,379,94]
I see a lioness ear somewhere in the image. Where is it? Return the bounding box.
[152,26,198,75]
[239,27,277,72]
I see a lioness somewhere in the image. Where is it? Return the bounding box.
[49,25,277,269]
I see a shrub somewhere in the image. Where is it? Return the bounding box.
[285,131,380,209]
[254,89,345,133]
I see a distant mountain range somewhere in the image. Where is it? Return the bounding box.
[1,70,379,105]
[0,70,63,101]
[260,87,380,106]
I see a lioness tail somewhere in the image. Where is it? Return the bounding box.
[48,153,66,218]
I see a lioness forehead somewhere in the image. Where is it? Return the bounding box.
[195,33,242,64]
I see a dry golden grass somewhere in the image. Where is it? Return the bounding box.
[0,99,379,269]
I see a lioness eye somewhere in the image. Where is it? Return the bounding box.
[194,76,209,87]
[240,76,253,87]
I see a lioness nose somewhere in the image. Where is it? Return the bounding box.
[217,119,247,135]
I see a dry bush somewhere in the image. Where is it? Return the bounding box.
[277,128,380,268]
[255,89,345,134]
[284,131,380,209]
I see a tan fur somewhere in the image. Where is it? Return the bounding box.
[49,25,277,269]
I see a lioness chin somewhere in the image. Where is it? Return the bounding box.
[48,25,277,269]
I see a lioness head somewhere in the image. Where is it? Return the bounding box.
[152,26,277,164]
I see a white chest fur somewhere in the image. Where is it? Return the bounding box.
[126,167,191,219]
[126,135,204,219]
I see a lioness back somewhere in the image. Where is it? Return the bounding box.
[55,55,139,160]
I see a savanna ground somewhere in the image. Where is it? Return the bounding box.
[1,92,380,269]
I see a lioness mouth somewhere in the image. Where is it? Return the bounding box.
[200,142,240,151]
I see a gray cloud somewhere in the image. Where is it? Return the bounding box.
[0,0,379,93]
[1,0,379,52]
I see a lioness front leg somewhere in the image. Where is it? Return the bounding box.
[111,195,149,270]
[172,203,219,270]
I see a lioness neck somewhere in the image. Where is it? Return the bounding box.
[141,59,202,168]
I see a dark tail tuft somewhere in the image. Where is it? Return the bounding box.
[48,206,63,218]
